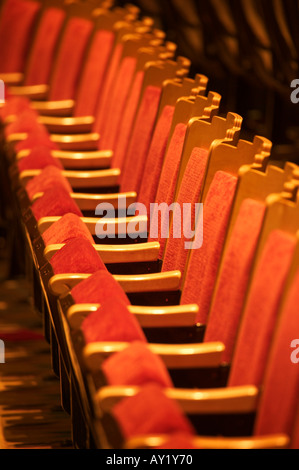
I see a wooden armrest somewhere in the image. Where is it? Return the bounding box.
[38,214,147,236]
[0,72,24,85]
[44,240,158,264]
[48,271,181,297]
[8,84,48,100]
[125,434,289,450]
[16,149,114,169]
[67,304,199,330]
[96,385,259,415]
[51,149,113,169]
[50,133,100,151]
[38,115,94,134]
[19,168,120,188]
[83,341,225,371]
[31,99,75,116]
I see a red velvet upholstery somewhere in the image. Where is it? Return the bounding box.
[48,17,93,101]
[156,433,199,449]
[31,186,82,220]
[112,384,195,440]
[24,7,66,86]
[120,85,162,193]
[18,146,63,172]
[26,165,72,200]
[0,96,31,120]
[0,0,40,73]
[148,123,187,252]
[204,199,266,363]
[93,43,124,135]
[74,30,115,117]
[81,300,146,344]
[180,171,238,324]
[15,130,59,153]
[5,108,40,136]
[112,70,145,170]
[42,213,94,246]
[50,238,106,275]
[253,268,299,438]
[228,230,296,387]
[138,104,175,216]
[162,147,209,271]
[71,270,130,306]
[99,56,137,152]
[102,341,173,388]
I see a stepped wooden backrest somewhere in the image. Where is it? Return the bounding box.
[205,162,298,363]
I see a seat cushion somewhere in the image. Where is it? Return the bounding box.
[26,165,71,200]
[15,129,59,153]
[71,269,130,306]
[102,341,173,388]
[18,146,63,172]
[112,383,195,439]
[31,186,82,220]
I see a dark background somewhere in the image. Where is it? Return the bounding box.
[116,0,299,165]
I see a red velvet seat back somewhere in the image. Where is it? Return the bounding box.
[253,268,299,440]
[180,171,238,324]
[112,70,145,169]
[162,147,209,271]
[0,0,40,73]
[24,7,66,86]
[138,104,175,215]
[228,230,296,387]
[74,29,115,117]
[99,56,137,151]
[204,199,266,363]
[120,85,162,193]
[48,17,93,101]
[148,122,187,252]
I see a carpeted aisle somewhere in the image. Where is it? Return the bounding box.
[0,252,73,449]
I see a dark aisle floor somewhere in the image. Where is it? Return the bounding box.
[0,248,73,449]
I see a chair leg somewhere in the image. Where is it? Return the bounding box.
[59,353,71,415]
